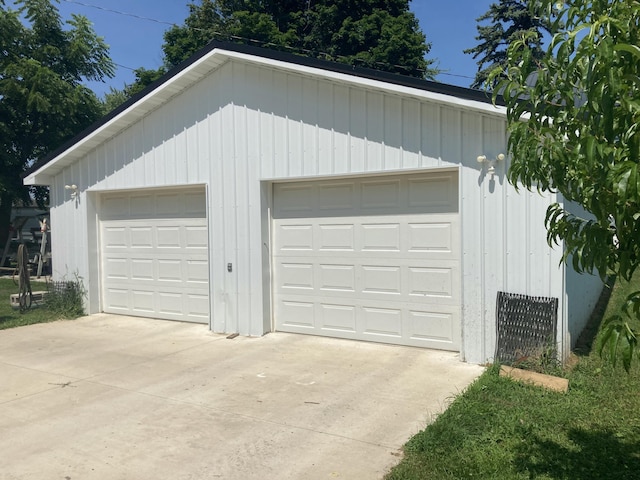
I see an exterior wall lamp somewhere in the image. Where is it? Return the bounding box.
[477,153,505,176]
[64,184,79,200]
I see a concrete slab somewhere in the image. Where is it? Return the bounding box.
[0,314,483,479]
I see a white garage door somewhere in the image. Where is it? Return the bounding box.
[100,188,209,324]
[273,172,460,350]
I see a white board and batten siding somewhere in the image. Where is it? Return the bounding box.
[272,173,460,350]
[99,188,209,323]
[42,53,597,364]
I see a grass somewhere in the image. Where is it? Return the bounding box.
[387,272,640,480]
[0,277,79,330]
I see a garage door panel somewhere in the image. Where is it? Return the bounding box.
[274,173,460,350]
[102,197,129,216]
[274,258,459,305]
[318,303,357,332]
[102,226,127,248]
[318,224,355,251]
[275,220,457,260]
[361,265,402,295]
[158,259,182,282]
[360,179,401,210]
[156,226,181,248]
[131,290,155,313]
[105,288,128,310]
[275,224,314,251]
[104,257,129,280]
[186,260,209,284]
[408,309,456,343]
[319,264,355,292]
[408,176,458,213]
[131,259,153,280]
[155,193,185,216]
[130,227,153,247]
[100,189,209,324]
[183,192,207,216]
[362,306,402,337]
[408,266,456,300]
[275,245,456,261]
[129,194,154,215]
[361,223,401,252]
[279,300,315,329]
[408,222,455,253]
[274,296,459,347]
[278,262,315,290]
[274,184,315,216]
[185,225,208,247]
[157,292,183,316]
[318,183,356,211]
[186,294,209,319]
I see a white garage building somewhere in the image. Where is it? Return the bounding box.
[24,42,602,364]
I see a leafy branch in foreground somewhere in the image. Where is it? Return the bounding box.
[491,0,640,369]
[599,290,640,371]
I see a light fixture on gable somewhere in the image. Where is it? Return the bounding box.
[64,184,79,199]
[477,153,505,176]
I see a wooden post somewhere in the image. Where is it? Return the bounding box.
[37,219,48,278]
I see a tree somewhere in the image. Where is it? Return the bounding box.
[127,0,436,94]
[464,0,552,89]
[101,86,129,114]
[492,0,640,369]
[0,0,114,247]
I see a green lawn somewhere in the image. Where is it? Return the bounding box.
[387,273,640,480]
[0,277,67,329]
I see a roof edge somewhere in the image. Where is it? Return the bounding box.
[213,41,503,106]
[24,40,504,179]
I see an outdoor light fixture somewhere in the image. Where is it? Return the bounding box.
[65,184,79,199]
[477,153,505,176]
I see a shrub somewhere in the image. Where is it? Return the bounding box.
[46,275,86,319]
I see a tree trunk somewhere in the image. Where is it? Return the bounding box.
[0,193,13,263]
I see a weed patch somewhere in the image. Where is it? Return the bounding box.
[45,276,86,319]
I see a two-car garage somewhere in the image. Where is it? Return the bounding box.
[24,43,604,364]
[96,172,461,351]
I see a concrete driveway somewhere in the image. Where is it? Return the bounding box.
[0,314,483,479]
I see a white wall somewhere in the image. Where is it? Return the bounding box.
[562,200,604,358]
[51,58,576,363]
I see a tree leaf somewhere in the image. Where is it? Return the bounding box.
[614,43,640,59]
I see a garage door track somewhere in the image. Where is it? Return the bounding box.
[0,314,483,479]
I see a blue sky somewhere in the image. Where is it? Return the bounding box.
[51,0,495,97]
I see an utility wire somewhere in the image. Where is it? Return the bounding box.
[439,72,476,81]
[114,62,137,72]
[62,0,176,27]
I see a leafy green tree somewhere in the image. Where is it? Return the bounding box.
[0,0,114,247]
[465,0,551,89]
[103,66,166,105]
[303,0,432,77]
[492,0,640,369]
[161,0,302,69]
[101,86,129,114]
[127,0,436,94]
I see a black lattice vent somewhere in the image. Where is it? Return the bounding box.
[495,291,559,364]
[48,281,77,295]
